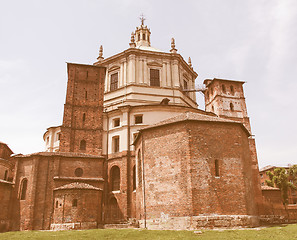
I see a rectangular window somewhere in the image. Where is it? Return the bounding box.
[113,118,120,127]
[183,80,188,90]
[72,199,78,207]
[113,136,120,153]
[110,73,118,91]
[150,69,160,87]
[183,80,189,96]
[135,115,143,124]
[215,160,220,177]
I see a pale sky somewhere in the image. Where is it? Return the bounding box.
[0,0,296,168]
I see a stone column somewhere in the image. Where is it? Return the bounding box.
[123,60,127,86]
[143,58,148,85]
[171,60,180,88]
[162,62,167,87]
[166,62,172,87]
[139,59,143,84]
[128,55,136,84]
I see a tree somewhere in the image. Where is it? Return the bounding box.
[288,165,297,186]
[265,166,296,206]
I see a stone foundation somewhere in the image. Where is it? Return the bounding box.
[259,215,289,225]
[139,215,259,230]
[50,221,98,231]
[0,220,10,233]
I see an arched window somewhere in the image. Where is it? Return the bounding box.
[72,199,78,207]
[55,200,59,208]
[85,91,88,100]
[80,140,86,150]
[215,160,220,177]
[138,34,140,41]
[222,84,226,93]
[230,102,234,111]
[20,178,28,200]
[111,166,120,191]
[4,170,8,181]
[143,33,146,40]
[230,85,234,95]
[212,105,215,112]
[83,113,86,122]
[137,149,142,187]
[133,165,136,191]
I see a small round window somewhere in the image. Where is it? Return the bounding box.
[75,168,83,177]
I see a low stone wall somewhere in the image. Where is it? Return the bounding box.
[259,199,297,224]
[139,215,259,230]
[50,221,97,231]
[259,215,288,225]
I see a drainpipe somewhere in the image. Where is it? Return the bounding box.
[127,106,131,218]
[141,134,147,228]
[42,158,50,229]
[103,110,109,223]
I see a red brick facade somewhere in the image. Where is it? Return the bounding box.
[59,63,105,155]
[134,113,259,228]
[9,152,105,231]
[0,67,284,230]
[0,142,14,232]
[0,63,107,232]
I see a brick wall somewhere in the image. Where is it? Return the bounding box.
[135,120,258,222]
[52,189,102,227]
[0,182,13,232]
[0,143,13,159]
[59,63,105,155]
[11,153,105,231]
[188,121,256,216]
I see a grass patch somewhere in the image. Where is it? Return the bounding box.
[1,224,297,240]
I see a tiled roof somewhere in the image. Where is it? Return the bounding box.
[259,165,276,172]
[14,152,104,159]
[54,182,102,191]
[139,111,243,132]
[261,185,280,190]
[203,78,245,86]
[259,165,291,172]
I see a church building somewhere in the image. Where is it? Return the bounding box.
[0,19,262,231]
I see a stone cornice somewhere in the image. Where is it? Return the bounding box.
[94,48,198,78]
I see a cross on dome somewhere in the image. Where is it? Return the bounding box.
[139,14,146,26]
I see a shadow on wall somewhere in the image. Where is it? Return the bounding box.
[106,197,123,223]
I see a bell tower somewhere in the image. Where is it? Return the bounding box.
[59,63,106,155]
[204,78,251,133]
[134,14,151,47]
